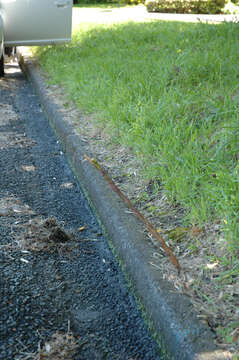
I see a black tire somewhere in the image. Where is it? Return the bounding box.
[0,54,4,77]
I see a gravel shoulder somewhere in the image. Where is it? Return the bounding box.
[0,61,163,360]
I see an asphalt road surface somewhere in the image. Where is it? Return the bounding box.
[0,61,164,359]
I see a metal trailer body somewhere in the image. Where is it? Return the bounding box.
[0,0,72,75]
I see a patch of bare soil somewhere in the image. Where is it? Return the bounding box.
[13,217,73,253]
[21,330,79,360]
[0,196,35,217]
[0,196,75,254]
[36,70,238,357]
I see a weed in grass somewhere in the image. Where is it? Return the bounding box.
[188,242,199,254]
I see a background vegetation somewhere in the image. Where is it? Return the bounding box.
[145,0,226,14]
[73,0,238,13]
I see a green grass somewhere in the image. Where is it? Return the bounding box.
[35,18,239,252]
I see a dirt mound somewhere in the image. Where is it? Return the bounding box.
[21,331,78,360]
[15,217,73,252]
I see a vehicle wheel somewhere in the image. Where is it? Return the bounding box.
[0,54,4,77]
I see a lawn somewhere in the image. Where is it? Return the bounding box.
[35,16,239,250]
[34,7,239,350]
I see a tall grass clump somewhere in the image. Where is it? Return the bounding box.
[35,20,239,252]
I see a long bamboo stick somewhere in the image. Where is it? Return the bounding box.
[84,154,181,273]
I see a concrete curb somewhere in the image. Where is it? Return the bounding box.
[18,51,231,360]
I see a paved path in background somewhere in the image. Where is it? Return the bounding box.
[72,5,239,26]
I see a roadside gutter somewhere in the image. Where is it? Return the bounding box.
[18,49,232,360]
